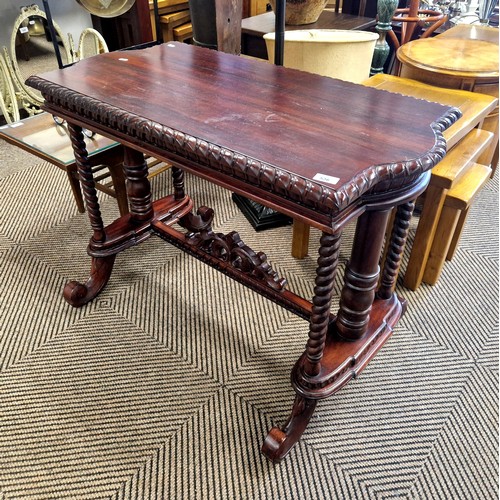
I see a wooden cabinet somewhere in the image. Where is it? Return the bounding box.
[91,0,153,50]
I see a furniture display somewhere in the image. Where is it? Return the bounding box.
[27,42,458,461]
[397,25,499,171]
[241,9,376,59]
[364,74,497,289]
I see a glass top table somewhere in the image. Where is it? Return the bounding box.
[0,112,118,168]
[0,112,127,215]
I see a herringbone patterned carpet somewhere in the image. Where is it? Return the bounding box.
[0,138,498,499]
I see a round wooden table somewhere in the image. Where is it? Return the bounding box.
[397,25,499,169]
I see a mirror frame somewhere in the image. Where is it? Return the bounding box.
[8,4,73,107]
[0,53,20,123]
[75,0,136,18]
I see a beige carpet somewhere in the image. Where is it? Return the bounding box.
[0,137,498,499]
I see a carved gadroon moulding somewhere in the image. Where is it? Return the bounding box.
[27,76,460,217]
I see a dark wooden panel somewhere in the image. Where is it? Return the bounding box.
[91,0,153,50]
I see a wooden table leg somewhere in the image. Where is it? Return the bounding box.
[403,184,447,290]
[65,122,115,306]
[336,209,391,340]
[291,219,310,259]
[123,147,154,222]
[262,231,342,462]
[378,201,415,299]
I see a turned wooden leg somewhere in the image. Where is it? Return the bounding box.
[378,201,415,299]
[171,166,185,200]
[336,209,391,340]
[68,123,106,243]
[123,147,154,222]
[262,232,342,462]
[379,208,396,274]
[304,232,342,376]
[65,123,116,307]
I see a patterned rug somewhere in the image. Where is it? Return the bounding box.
[0,138,498,499]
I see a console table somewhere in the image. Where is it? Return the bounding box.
[27,42,458,462]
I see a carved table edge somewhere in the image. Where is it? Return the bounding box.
[27,76,460,217]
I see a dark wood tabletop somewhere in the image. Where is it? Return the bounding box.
[28,42,457,218]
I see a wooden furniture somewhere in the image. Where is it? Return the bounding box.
[159,9,191,42]
[389,0,446,50]
[387,0,446,74]
[291,74,497,289]
[27,43,457,461]
[423,162,492,285]
[364,74,497,289]
[0,112,128,215]
[90,0,154,50]
[397,25,499,172]
[0,113,170,216]
[172,23,193,42]
[241,9,377,59]
[149,0,189,40]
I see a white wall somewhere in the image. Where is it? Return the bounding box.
[0,0,93,50]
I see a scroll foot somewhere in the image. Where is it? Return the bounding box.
[63,255,116,307]
[262,395,317,462]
